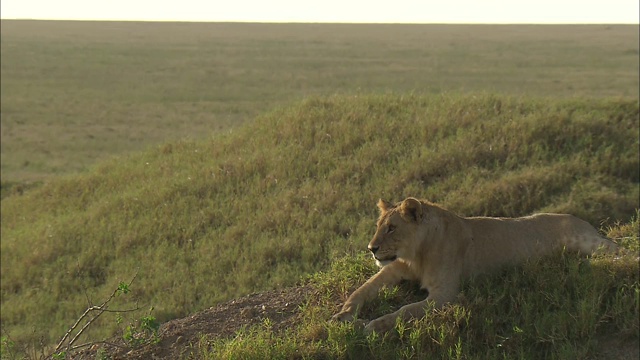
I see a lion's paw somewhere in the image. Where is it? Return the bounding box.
[363,316,395,335]
[331,311,355,322]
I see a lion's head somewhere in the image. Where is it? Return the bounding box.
[368,197,425,267]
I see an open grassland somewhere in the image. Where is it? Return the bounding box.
[1,21,638,183]
[1,93,638,357]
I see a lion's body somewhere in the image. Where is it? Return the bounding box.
[332,198,619,333]
[461,212,617,275]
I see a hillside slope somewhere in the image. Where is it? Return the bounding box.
[1,93,639,354]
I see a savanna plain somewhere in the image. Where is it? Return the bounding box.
[0,21,639,359]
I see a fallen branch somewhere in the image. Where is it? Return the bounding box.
[49,272,140,359]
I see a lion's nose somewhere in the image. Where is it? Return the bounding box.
[368,246,379,254]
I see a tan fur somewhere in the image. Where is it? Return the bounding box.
[332,197,619,333]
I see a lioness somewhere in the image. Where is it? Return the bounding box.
[332,197,620,334]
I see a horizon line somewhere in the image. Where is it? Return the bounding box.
[2,18,639,25]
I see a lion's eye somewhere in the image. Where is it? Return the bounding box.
[387,225,396,234]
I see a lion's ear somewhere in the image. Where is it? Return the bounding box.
[377,199,393,213]
[400,197,423,222]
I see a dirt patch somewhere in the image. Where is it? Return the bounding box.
[73,285,312,359]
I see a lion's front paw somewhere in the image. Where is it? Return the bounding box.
[331,311,355,322]
[363,316,395,334]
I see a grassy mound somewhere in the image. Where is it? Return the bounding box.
[1,93,638,353]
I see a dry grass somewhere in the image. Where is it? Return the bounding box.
[1,21,638,182]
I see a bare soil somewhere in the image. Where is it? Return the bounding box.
[72,285,312,359]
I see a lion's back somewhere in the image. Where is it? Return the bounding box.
[461,213,617,275]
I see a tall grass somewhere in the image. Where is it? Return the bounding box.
[1,93,638,354]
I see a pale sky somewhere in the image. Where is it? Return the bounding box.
[1,0,638,24]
